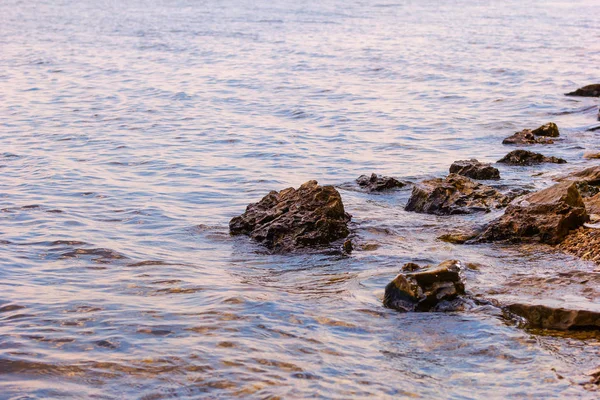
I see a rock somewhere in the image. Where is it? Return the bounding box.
[497,150,567,166]
[405,174,510,215]
[478,181,588,244]
[562,166,600,185]
[449,159,500,180]
[585,193,600,215]
[229,180,351,252]
[356,173,406,192]
[383,260,466,312]
[532,122,560,138]
[583,152,600,160]
[506,303,600,330]
[438,229,479,244]
[565,84,600,97]
[557,227,600,265]
[502,129,555,145]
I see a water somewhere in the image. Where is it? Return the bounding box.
[1,0,600,398]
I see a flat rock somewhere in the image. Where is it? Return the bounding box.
[497,150,566,166]
[565,84,600,97]
[229,180,351,252]
[532,122,560,138]
[502,129,555,145]
[405,174,510,215]
[507,303,600,330]
[478,181,588,244]
[449,159,500,180]
[558,227,600,265]
[356,173,406,192]
[583,152,600,160]
[383,260,466,312]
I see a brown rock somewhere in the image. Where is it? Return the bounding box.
[563,166,600,185]
[405,174,510,215]
[565,84,600,97]
[506,303,600,330]
[557,227,600,265]
[532,122,560,138]
[502,129,554,145]
[229,180,351,252]
[449,159,500,180]
[497,150,566,166]
[356,173,406,192]
[383,260,466,312]
[584,152,600,160]
[585,193,600,215]
[478,181,588,244]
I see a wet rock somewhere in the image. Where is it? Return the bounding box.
[497,150,566,166]
[585,193,600,215]
[558,227,600,265]
[438,229,479,244]
[532,122,560,138]
[449,159,500,180]
[584,152,600,160]
[502,129,555,145]
[229,180,351,252]
[478,181,588,245]
[383,260,466,312]
[565,84,600,97]
[506,303,600,331]
[562,166,600,186]
[405,174,510,215]
[356,173,406,192]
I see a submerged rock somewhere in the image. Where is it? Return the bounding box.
[506,303,600,331]
[449,159,500,180]
[497,150,567,166]
[565,84,600,97]
[478,181,588,245]
[383,260,466,312]
[558,227,600,265]
[405,174,510,215]
[502,129,555,145]
[229,180,351,252]
[531,122,560,138]
[356,173,406,192]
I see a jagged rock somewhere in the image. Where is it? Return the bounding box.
[449,159,500,180]
[478,181,588,245]
[558,227,600,265]
[229,180,351,252]
[405,174,510,215]
[356,173,406,192]
[497,150,566,166]
[565,84,600,97]
[502,129,555,145]
[506,303,600,330]
[383,260,466,312]
[532,122,560,137]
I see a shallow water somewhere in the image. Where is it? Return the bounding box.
[1,0,600,398]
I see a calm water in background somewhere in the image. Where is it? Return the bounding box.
[1,0,600,398]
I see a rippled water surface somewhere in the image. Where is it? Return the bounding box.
[2,0,600,398]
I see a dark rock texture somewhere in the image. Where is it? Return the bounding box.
[506,303,600,331]
[383,260,466,312]
[405,174,510,215]
[565,84,600,97]
[502,129,555,145]
[478,181,588,244]
[558,227,600,265]
[531,122,560,138]
[356,173,406,192]
[497,150,567,166]
[229,180,351,252]
[449,159,500,180]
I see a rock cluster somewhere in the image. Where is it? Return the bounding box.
[449,159,500,180]
[356,173,406,192]
[383,260,466,312]
[502,123,559,145]
[565,84,600,97]
[405,174,510,215]
[229,180,351,252]
[478,181,588,245]
[497,150,566,166]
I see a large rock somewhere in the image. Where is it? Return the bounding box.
[449,159,500,180]
[478,181,588,244]
[497,150,566,166]
[506,303,600,330]
[405,174,510,215]
[565,84,600,97]
[356,173,406,192]
[502,129,555,145]
[229,180,351,252]
[383,260,466,312]
[557,227,600,265]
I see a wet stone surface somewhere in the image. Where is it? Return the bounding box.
[449,159,500,180]
[356,173,406,192]
[497,150,567,166]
